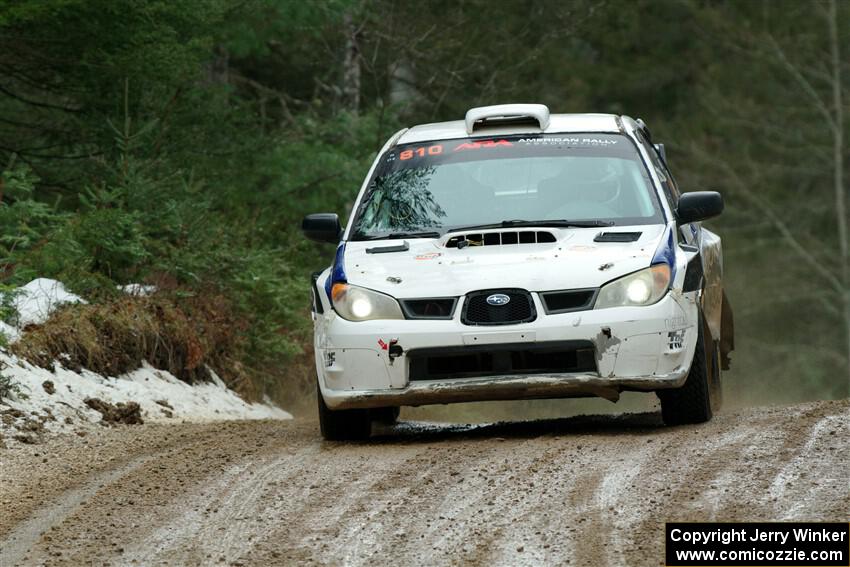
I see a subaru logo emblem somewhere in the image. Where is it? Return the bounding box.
[486,293,511,306]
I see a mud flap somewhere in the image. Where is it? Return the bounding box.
[720,291,734,370]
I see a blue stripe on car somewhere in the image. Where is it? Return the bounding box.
[651,225,677,284]
[324,243,347,298]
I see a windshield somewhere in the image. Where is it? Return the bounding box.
[350,133,663,240]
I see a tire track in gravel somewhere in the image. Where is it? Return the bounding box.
[0,401,847,567]
[243,441,450,566]
[127,438,430,566]
[594,436,666,567]
[618,420,767,566]
[621,404,850,566]
[1,421,303,566]
[0,423,255,566]
[121,452,305,565]
[767,412,850,519]
[0,454,153,567]
[239,417,670,567]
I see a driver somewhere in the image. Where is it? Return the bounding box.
[537,158,621,218]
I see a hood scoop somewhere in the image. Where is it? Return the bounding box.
[593,231,642,243]
[445,230,557,249]
[366,241,410,254]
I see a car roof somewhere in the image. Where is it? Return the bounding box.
[397,111,626,145]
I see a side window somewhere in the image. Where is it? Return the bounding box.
[656,146,682,202]
[636,131,679,209]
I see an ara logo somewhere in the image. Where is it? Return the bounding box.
[486,293,511,306]
[454,139,513,151]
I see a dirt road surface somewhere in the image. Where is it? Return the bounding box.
[1,400,848,566]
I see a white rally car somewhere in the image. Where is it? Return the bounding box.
[303,104,734,440]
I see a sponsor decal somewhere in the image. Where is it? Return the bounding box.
[453,139,513,151]
[518,137,619,146]
[667,330,685,351]
[415,252,442,261]
[567,245,597,252]
[400,144,444,160]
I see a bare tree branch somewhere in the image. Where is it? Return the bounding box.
[765,33,837,134]
[692,143,844,294]
[0,84,82,113]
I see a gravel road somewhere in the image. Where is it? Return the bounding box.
[1,400,848,566]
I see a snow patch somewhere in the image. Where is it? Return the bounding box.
[6,278,85,329]
[0,321,19,343]
[120,283,157,296]
[0,277,291,441]
[2,279,155,341]
[0,352,291,440]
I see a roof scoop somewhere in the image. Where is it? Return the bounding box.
[465,104,550,134]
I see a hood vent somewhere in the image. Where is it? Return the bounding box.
[593,231,642,243]
[446,231,557,249]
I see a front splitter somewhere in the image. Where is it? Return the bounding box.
[321,369,689,410]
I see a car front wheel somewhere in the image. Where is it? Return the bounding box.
[317,380,372,440]
[657,314,718,425]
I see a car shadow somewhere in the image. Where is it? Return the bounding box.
[368,410,666,444]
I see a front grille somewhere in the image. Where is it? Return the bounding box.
[540,289,597,314]
[400,298,457,320]
[408,340,597,380]
[461,289,536,326]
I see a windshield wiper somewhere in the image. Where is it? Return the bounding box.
[447,219,614,233]
[355,230,441,241]
[355,220,612,241]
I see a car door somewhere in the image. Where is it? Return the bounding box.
[636,131,724,341]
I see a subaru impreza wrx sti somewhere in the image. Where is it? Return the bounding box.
[302,104,734,440]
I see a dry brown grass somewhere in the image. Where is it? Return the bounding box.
[12,292,253,394]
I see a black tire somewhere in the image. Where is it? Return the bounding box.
[707,339,723,414]
[371,406,400,425]
[658,315,715,425]
[317,381,371,441]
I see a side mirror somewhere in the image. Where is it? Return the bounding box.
[676,191,723,224]
[302,213,342,244]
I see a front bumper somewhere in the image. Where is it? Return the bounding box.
[315,291,699,410]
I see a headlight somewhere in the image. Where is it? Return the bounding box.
[595,265,671,309]
[331,283,404,321]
